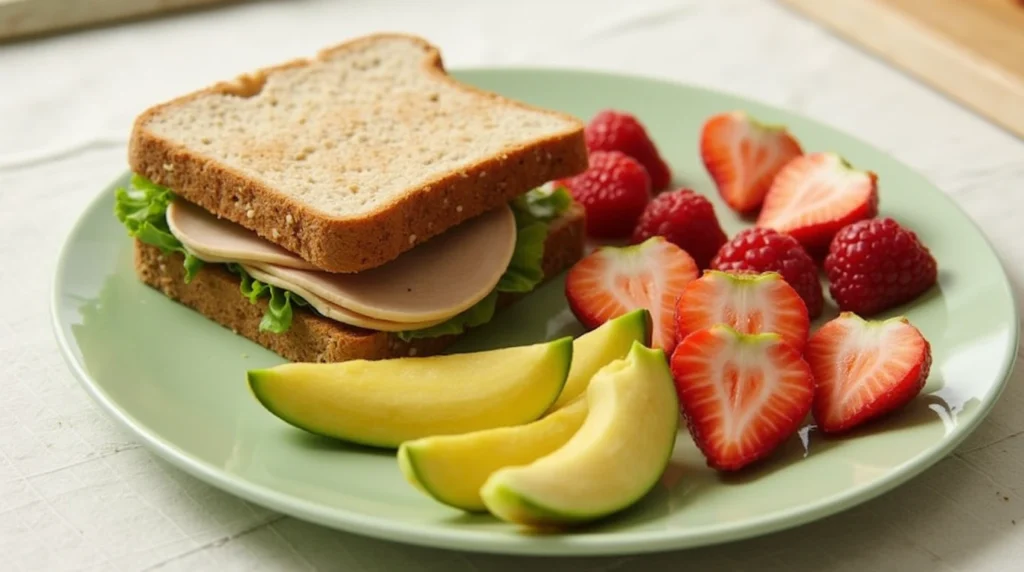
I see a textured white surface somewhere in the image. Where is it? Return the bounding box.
[1,0,1022,570]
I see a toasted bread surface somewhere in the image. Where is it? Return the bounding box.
[129,33,587,273]
[134,204,585,363]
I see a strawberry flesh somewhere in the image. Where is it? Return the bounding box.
[671,324,815,471]
[565,237,699,351]
[711,227,824,318]
[700,111,804,214]
[675,270,810,352]
[806,313,932,434]
[756,152,878,256]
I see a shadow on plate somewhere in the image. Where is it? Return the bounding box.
[815,393,964,441]
[284,429,397,458]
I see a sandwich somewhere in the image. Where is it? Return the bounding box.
[113,33,589,363]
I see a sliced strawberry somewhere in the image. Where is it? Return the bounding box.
[756,152,878,255]
[671,324,815,471]
[565,236,699,351]
[700,111,804,214]
[806,313,932,434]
[675,270,809,352]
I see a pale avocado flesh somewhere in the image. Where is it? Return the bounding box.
[398,397,589,512]
[247,337,573,448]
[549,308,651,412]
[480,341,679,526]
[396,309,651,511]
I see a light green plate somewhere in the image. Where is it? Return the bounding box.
[52,69,1018,556]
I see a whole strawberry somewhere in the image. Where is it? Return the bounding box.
[711,227,824,318]
[585,110,673,192]
[557,150,651,239]
[824,218,937,315]
[631,189,727,269]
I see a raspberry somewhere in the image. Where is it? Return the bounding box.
[631,188,727,270]
[711,228,824,318]
[585,110,672,191]
[824,218,938,316]
[556,151,651,239]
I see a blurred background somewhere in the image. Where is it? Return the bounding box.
[3,0,1023,159]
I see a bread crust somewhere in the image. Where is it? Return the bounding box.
[128,33,588,274]
[133,203,585,363]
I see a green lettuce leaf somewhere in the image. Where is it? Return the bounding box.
[261,287,297,334]
[498,186,573,293]
[512,186,573,223]
[114,174,203,282]
[115,174,306,334]
[229,263,309,334]
[115,174,574,340]
[397,291,498,341]
[398,186,574,340]
[496,220,547,293]
[236,265,269,302]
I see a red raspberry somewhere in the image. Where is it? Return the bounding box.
[556,150,651,239]
[585,110,673,191]
[711,228,824,318]
[824,218,938,316]
[631,188,727,270]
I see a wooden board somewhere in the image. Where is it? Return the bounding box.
[0,0,236,42]
[780,0,1024,139]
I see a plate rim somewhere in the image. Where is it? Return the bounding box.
[51,66,1021,556]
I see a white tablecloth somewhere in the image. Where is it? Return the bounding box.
[2,0,1022,570]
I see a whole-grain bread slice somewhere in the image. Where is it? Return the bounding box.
[134,203,585,363]
[129,33,588,274]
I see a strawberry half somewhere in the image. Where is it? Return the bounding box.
[756,152,879,255]
[675,270,810,352]
[700,111,804,214]
[671,324,815,471]
[565,236,699,351]
[806,313,932,434]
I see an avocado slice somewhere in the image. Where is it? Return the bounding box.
[548,308,651,412]
[247,337,572,448]
[399,397,588,512]
[396,309,651,511]
[480,341,679,527]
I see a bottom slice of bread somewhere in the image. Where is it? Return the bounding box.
[134,204,585,363]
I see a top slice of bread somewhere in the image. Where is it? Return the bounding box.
[129,33,588,273]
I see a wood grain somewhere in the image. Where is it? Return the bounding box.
[781,0,1024,139]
